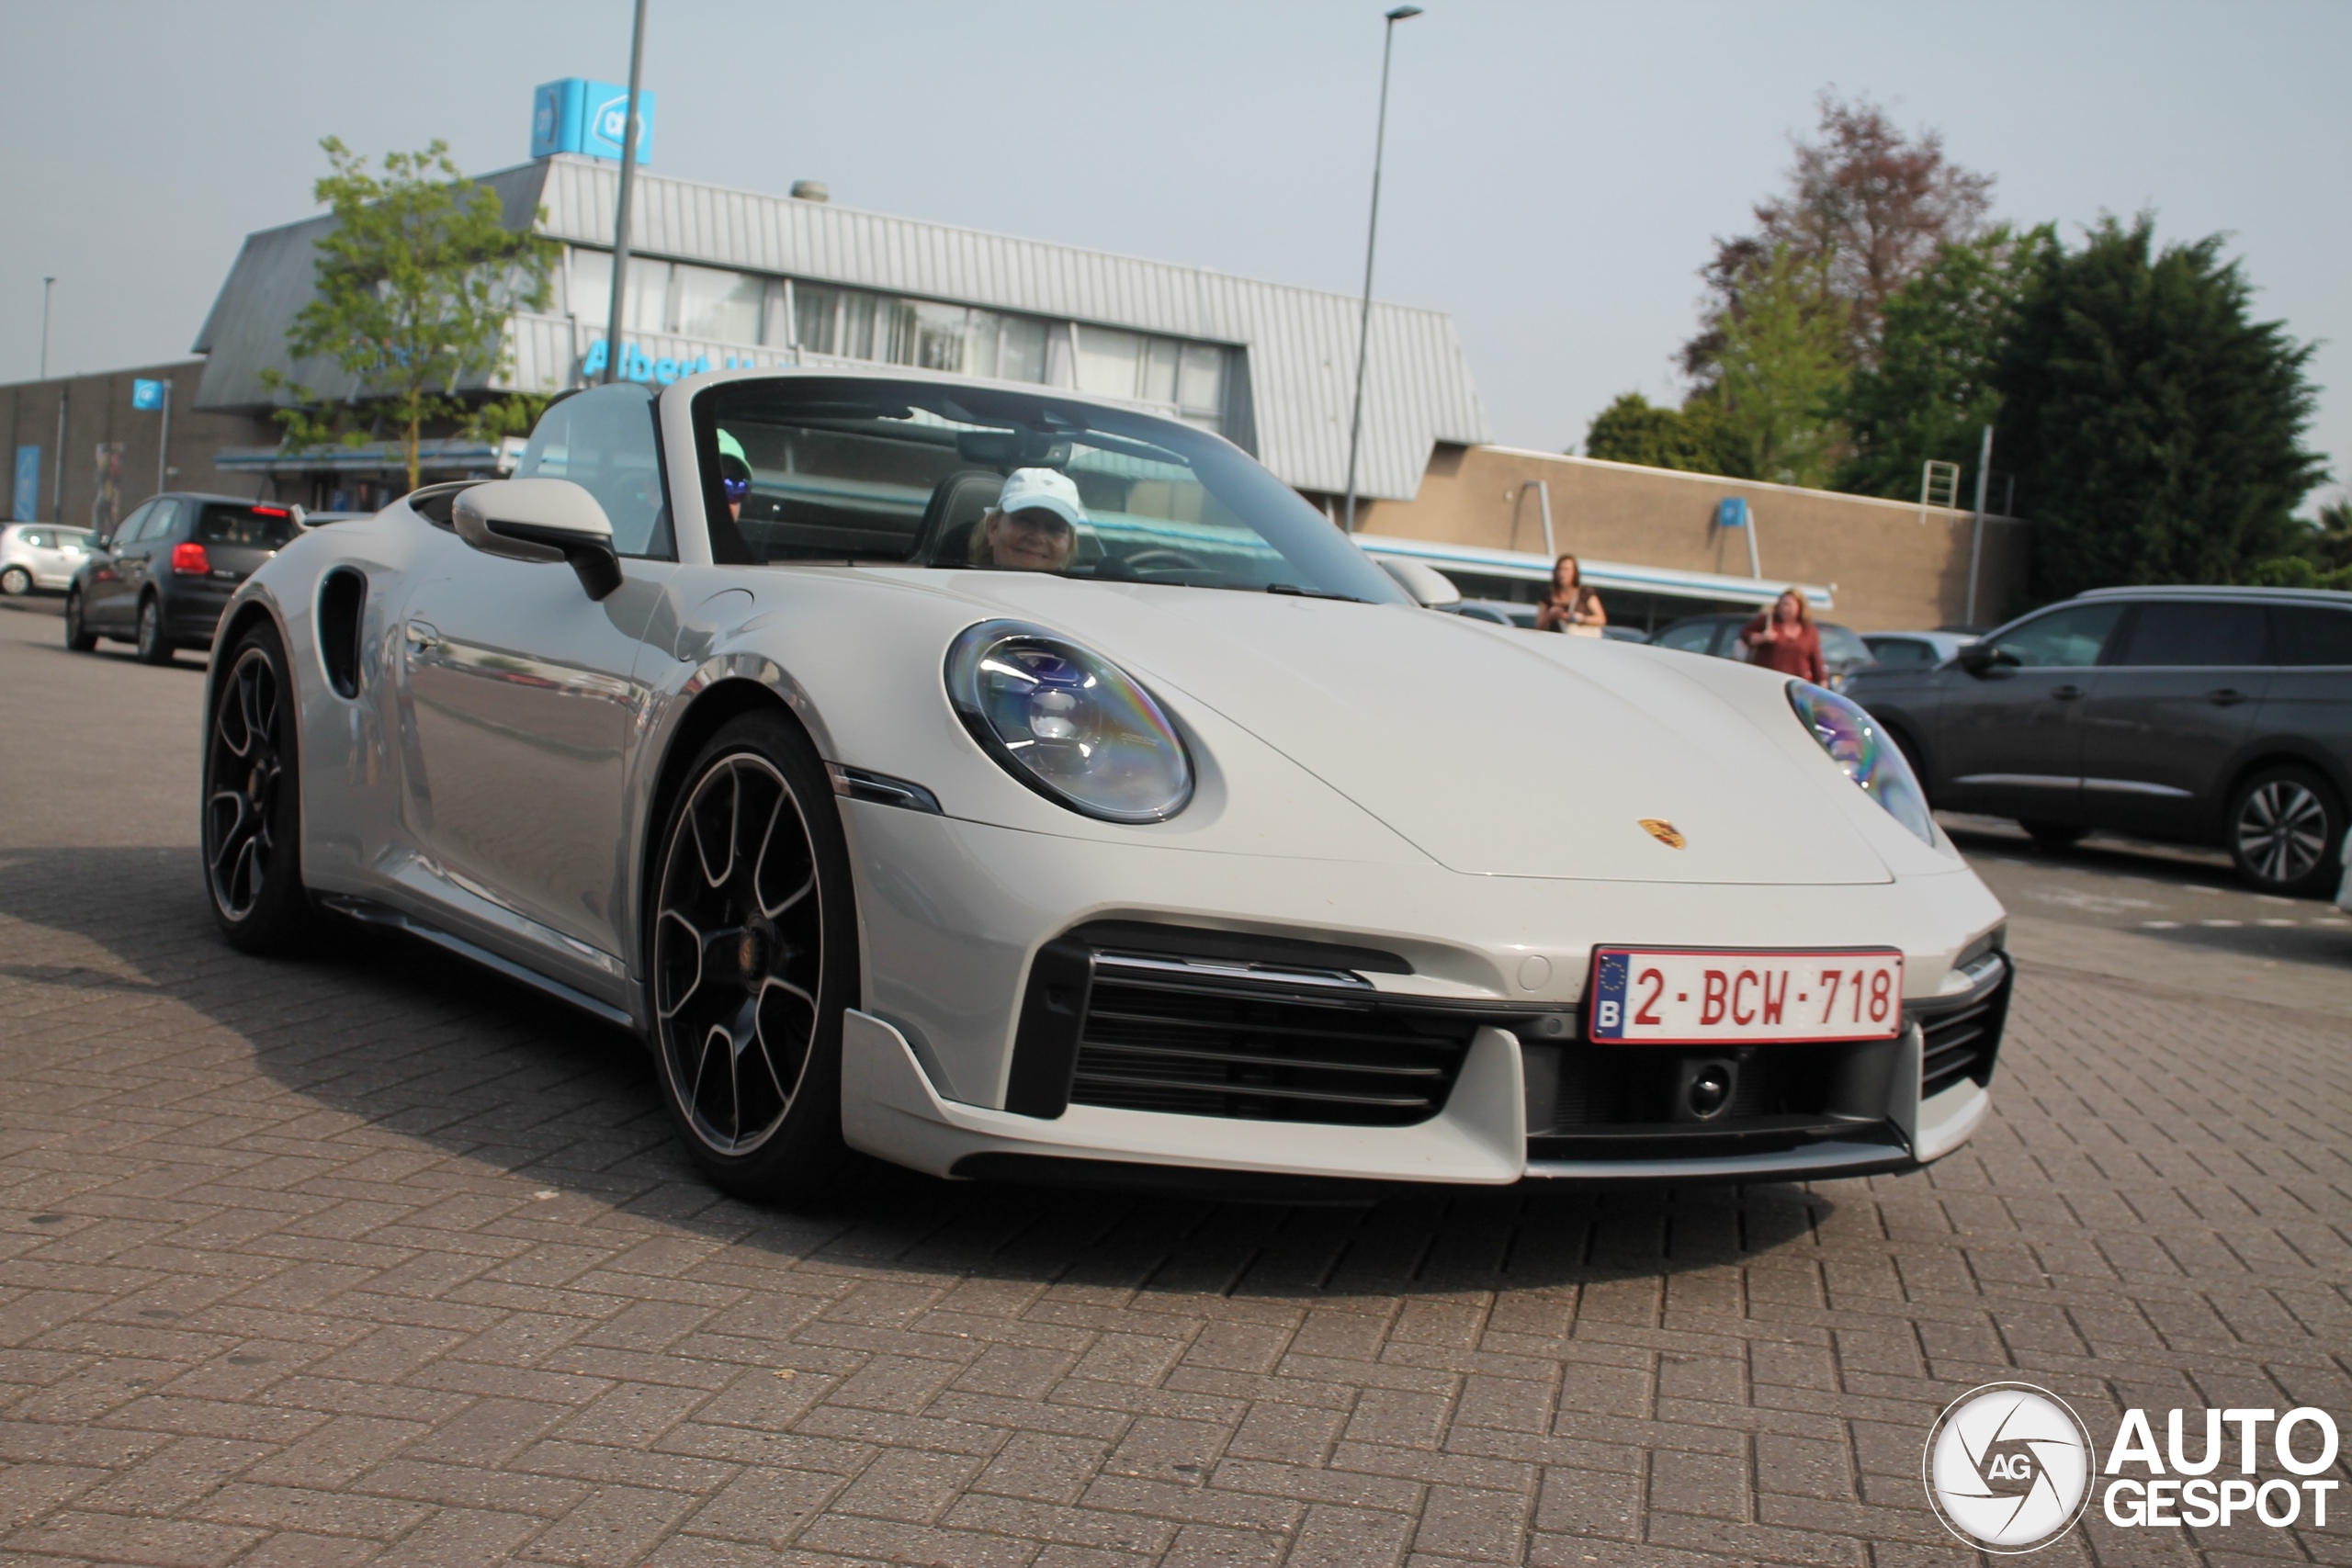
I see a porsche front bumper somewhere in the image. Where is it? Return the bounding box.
[837,802,2009,1189]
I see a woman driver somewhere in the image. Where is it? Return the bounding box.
[971,467,1084,571]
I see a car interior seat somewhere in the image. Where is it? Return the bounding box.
[914,469,1008,564]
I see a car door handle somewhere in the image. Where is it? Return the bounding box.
[2049,683,2084,700]
[2206,688,2248,706]
[404,620,441,651]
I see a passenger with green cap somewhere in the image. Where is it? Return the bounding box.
[717,429,752,522]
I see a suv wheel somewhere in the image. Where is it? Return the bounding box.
[0,566,29,597]
[134,596,175,664]
[2227,765,2344,897]
[63,588,97,651]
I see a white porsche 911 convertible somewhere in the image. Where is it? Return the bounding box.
[202,367,2010,1201]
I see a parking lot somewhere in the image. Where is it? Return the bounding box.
[0,595,2346,1568]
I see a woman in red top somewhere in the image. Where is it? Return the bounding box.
[1739,589,1826,682]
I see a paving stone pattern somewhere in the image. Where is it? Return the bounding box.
[1,617,2347,1566]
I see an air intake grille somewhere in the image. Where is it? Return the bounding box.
[1915,956,2011,1100]
[1070,964,1478,1126]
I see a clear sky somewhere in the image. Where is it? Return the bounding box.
[4,1,2345,510]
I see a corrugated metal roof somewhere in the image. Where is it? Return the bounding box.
[191,157,1487,501]
[190,164,552,417]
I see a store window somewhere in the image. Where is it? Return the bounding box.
[1075,325,1225,429]
[567,248,672,334]
[788,286,1054,385]
[672,265,764,344]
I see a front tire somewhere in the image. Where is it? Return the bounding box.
[203,622,311,953]
[2227,765,2343,897]
[63,588,97,651]
[648,710,860,1204]
[0,566,29,597]
[134,595,175,664]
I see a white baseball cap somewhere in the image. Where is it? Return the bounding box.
[996,467,1085,528]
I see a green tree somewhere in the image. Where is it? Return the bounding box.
[1583,392,1746,476]
[265,138,556,492]
[1837,226,2052,501]
[1685,93,1994,384]
[2295,496,2352,571]
[2249,497,2352,589]
[1709,245,1849,488]
[1993,216,2324,600]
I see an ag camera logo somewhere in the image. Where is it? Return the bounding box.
[1923,1383,2094,1552]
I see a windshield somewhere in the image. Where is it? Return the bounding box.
[1819,625,1872,664]
[197,503,298,549]
[693,377,1406,603]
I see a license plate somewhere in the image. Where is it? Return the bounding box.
[1588,947,1904,1043]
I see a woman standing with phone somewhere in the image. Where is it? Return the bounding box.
[1534,554,1607,637]
[1739,588,1826,682]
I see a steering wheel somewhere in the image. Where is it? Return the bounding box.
[1115,547,1201,575]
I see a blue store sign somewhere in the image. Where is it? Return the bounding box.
[531,79,656,164]
[581,340,760,386]
[13,446,39,522]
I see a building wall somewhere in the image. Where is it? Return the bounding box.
[2,362,277,533]
[190,157,1488,502]
[1350,445,2034,632]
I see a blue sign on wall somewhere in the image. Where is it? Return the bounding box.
[581,339,760,386]
[532,78,656,164]
[12,446,38,522]
[131,378,165,411]
[1715,496,1750,529]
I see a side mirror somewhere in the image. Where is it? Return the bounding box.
[1955,642,2005,675]
[453,479,624,600]
[1374,556,1463,610]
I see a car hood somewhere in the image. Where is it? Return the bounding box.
[933,575,1893,886]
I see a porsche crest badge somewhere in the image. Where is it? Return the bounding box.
[1638,818,1686,849]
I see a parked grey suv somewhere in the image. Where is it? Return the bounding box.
[64,494,300,663]
[1846,587,2352,896]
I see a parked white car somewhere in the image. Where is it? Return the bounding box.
[199,367,2012,1202]
[1860,629,1979,670]
[0,524,93,595]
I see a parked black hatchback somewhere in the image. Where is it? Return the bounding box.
[1846,587,2352,896]
[64,494,300,664]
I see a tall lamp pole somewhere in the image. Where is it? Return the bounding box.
[1964,423,1993,626]
[1340,5,1421,534]
[40,276,55,380]
[601,0,650,384]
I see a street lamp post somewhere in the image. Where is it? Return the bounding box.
[1340,4,1421,534]
[601,0,650,385]
[40,276,54,381]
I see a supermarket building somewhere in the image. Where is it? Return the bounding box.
[2,148,2027,629]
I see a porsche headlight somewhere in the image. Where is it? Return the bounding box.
[1787,680,1937,846]
[946,621,1193,823]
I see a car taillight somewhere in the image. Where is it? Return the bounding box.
[172,541,211,575]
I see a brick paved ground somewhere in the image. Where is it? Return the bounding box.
[1,601,2346,1567]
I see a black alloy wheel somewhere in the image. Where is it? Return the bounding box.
[202,623,311,951]
[650,710,859,1202]
[2226,765,2343,897]
[2020,819,2089,851]
[134,595,174,665]
[63,588,96,651]
[0,566,29,597]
